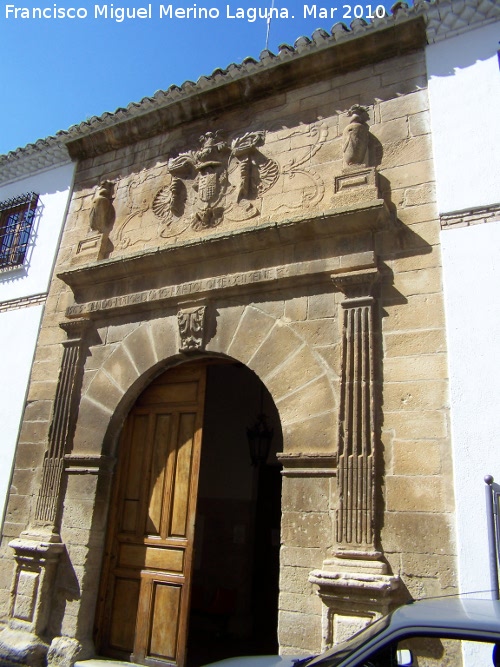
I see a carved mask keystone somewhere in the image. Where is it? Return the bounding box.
[178,305,207,352]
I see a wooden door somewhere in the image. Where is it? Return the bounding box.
[96,363,207,667]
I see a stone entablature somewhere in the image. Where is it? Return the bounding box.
[61,202,387,320]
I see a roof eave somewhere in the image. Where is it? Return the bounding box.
[65,14,426,161]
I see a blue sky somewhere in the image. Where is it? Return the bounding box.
[1,0,402,155]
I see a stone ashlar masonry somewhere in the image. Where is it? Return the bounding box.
[0,15,455,665]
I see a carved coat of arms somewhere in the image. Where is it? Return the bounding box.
[152,130,279,233]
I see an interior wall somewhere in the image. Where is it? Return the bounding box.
[190,363,282,660]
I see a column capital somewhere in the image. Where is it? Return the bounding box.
[59,317,91,341]
[331,267,380,300]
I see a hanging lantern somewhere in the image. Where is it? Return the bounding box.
[247,412,274,467]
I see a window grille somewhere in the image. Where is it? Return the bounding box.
[0,192,39,269]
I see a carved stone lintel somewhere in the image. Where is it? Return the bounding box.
[177,305,207,352]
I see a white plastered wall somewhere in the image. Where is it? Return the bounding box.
[0,161,74,530]
[427,22,500,213]
[427,22,500,596]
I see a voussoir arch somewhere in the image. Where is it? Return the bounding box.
[72,305,338,457]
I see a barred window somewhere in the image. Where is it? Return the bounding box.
[0,192,39,270]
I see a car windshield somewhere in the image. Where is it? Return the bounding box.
[302,613,392,667]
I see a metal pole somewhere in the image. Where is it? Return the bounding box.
[485,475,499,600]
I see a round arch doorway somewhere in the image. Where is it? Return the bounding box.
[188,360,282,666]
[95,358,282,667]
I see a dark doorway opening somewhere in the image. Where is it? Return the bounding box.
[187,362,282,666]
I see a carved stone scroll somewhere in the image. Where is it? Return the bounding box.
[34,319,89,530]
[332,270,379,552]
[178,306,206,352]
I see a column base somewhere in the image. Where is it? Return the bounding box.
[48,636,89,667]
[309,551,403,650]
[0,627,49,667]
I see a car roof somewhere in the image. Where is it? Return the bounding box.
[387,597,500,634]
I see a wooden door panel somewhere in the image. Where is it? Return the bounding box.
[109,577,141,652]
[137,381,200,406]
[147,413,173,535]
[118,544,184,572]
[170,412,197,538]
[120,413,150,534]
[97,363,207,666]
[148,581,182,660]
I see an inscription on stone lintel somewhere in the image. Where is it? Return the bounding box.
[65,256,364,318]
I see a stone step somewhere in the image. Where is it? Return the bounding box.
[75,660,137,667]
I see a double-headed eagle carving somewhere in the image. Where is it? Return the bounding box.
[152,130,279,232]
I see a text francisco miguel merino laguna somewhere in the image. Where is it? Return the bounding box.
[4,3,386,21]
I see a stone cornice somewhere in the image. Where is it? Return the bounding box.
[58,201,389,316]
[3,0,498,171]
[64,16,426,160]
[60,1,500,161]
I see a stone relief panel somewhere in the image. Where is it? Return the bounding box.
[261,122,328,218]
[114,130,280,250]
[70,110,382,262]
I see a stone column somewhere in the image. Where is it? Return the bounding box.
[309,269,401,650]
[334,269,378,553]
[35,319,89,532]
[0,319,89,667]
